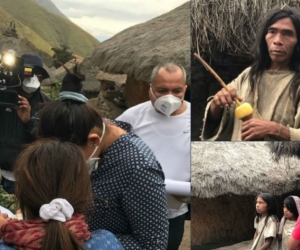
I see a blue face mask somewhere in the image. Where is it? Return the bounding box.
[86,123,106,174]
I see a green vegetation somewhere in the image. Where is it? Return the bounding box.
[0,0,100,57]
[49,80,61,100]
[51,45,75,68]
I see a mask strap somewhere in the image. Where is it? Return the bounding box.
[100,122,106,142]
[90,145,99,159]
[89,122,106,159]
[149,86,157,100]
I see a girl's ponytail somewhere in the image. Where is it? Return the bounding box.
[12,139,93,249]
[42,221,84,250]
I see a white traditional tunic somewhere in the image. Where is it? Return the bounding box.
[201,67,300,141]
[251,215,279,250]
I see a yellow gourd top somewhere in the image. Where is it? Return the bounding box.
[235,102,253,119]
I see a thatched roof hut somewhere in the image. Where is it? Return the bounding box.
[88,1,190,85]
[81,2,190,110]
[192,0,300,56]
[192,142,300,198]
[83,1,190,108]
[191,0,300,140]
[191,141,300,248]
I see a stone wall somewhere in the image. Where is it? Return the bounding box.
[87,93,125,119]
[191,52,252,141]
[86,77,126,119]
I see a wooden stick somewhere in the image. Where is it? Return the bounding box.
[193,53,241,106]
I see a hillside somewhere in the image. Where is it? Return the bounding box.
[0,0,99,60]
[35,0,67,19]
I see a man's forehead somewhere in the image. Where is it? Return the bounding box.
[158,65,181,74]
[270,17,296,29]
[156,67,183,79]
[152,73,185,87]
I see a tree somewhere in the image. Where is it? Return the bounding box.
[51,45,75,68]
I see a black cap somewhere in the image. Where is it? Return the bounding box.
[21,53,50,79]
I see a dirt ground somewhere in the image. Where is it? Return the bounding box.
[191,240,252,250]
[215,240,252,250]
[179,220,191,250]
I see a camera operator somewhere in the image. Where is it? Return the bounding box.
[0,53,51,194]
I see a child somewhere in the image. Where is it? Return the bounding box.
[251,193,279,250]
[0,138,124,250]
[278,196,300,250]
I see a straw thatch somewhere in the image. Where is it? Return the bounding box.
[191,0,300,56]
[87,1,190,84]
[192,142,300,199]
[268,142,300,160]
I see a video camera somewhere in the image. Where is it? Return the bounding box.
[0,50,35,107]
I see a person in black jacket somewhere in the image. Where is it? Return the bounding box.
[0,53,51,194]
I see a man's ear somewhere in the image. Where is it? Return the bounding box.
[184,84,188,92]
[148,83,152,99]
[87,133,100,146]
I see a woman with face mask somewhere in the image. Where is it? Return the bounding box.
[37,65,169,250]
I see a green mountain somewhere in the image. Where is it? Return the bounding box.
[35,0,68,19]
[0,0,99,61]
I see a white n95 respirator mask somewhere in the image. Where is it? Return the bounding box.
[150,87,183,117]
[22,74,40,93]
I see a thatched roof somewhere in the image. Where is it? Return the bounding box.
[87,2,190,84]
[268,142,300,160]
[192,0,300,57]
[192,142,300,199]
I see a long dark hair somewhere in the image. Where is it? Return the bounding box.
[38,100,103,146]
[249,5,300,100]
[13,138,93,250]
[255,193,278,224]
[284,196,299,219]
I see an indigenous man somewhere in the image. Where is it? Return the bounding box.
[201,6,300,141]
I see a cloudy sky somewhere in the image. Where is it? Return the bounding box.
[51,0,190,41]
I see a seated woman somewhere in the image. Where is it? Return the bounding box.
[0,138,124,250]
[36,66,169,249]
